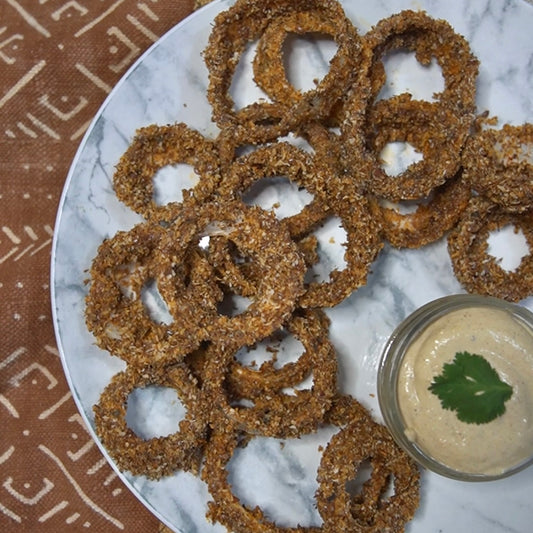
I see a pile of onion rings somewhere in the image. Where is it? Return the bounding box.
[85,0,533,531]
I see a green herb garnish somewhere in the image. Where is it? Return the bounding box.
[428,351,513,425]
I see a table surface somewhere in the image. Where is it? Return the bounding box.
[0,1,199,531]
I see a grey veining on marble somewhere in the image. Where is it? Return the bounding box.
[51,0,533,532]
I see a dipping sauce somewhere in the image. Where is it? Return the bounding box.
[397,305,533,476]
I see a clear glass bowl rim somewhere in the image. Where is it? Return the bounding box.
[377,293,533,481]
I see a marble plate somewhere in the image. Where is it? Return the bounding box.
[51,0,533,531]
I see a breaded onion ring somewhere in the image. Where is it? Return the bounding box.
[215,104,295,170]
[156,198,306,346]
[362,95,471,201]
[364,10,479,113]
[447,197,533,302]
[298,192,383,309]
[113,123,221,218]
[93,362,208,479]
[370,170,472,249]
[252,10,349,121]
[341,10,478,199]
[203,0,362,140]
[218,141,330,239]
[316,397,420,533]
[85,222,216,365]
[206,232,321,300]
[226,309,332,399]
[462,123,533,213]
[202,310,338,439]
[202,423,323,533]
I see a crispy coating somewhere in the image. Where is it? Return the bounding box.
[370,170,472,249]
[202,309,338,439]
[155,198,307,346]
[226,309,332,397]
[219,141,330,239]
[93,362,209,479]
[363,95,471,201]
[215,105,295,170]
[364,10,479,113]
[203,0,362,140]
[252,9,360,127]
[202,423,323,533]
[201,395,417,533]
[341,10,478,200]
[298,191,383,309]
[447,197,533,302]
[113,122,221,218]
[85,221,216,365]
[206,232,321,300]
[316,397,420,533]
[462,123,533,213]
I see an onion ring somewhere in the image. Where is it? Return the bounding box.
[85,221,217,365]
[215,104,295,170]
[252,10,350,126]
[226,308,332,399]
[218,141,331,239]
[202,309,338,439]
[155,198,306,346]
[361,95,471,201]
[203,0,363,141]
[202,422,323,533]
[316,397,420,533]
[364,10,479,113]
[297,191,383,309]
[93,362,208,479]
[206,231,321,301]
[201,395,394,533]
[462,123,533,213]
[341,10,478,200]
[447,196,533,302]
[370,170,472,249]
[113,122,221,218]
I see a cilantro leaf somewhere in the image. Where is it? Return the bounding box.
[428,351,513,425]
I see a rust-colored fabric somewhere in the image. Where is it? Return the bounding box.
[0,1,200,531]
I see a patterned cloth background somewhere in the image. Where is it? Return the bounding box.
[0,1,212,531]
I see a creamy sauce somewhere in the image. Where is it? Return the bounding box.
[397,306,533,475]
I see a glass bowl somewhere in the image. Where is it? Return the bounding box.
[377,294,533,481]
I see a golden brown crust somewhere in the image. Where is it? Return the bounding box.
[113,122,222,218]
[204,0,363,140]
[226,309,332,398]
[447,197,533,302]
[252,9,360,128]
[462,123,533,213]
[316,398,420,533]
[202,308,338,439]
[363,95,471,201]
[297,191,383,309]
[218,141,331,239]
[155,198,307,347]
[93,362,209,479]
[341,10,479,200]
[370,170,472,249]
[364,10,479,113]
[85,221,215,365]
[202,423,323,533]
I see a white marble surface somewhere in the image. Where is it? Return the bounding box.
[51,0,533,531]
